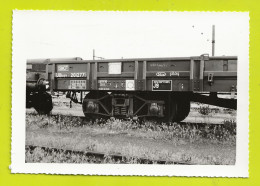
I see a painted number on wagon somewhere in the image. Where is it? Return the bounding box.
[70,72,86,77]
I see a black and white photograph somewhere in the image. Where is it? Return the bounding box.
[11,11,249,177]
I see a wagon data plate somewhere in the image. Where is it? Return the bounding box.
[152,80,172,91]
[57,65,69,71]
[108,62,122,74]
[68,80,86,89]
[98,79,135,90]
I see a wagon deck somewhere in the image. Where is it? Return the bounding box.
[42,54,237,93]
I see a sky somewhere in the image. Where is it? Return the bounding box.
[12,11,249,61]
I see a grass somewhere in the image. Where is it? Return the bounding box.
[25,146,175,164]
[25,113,236,164]
[26,113,236,142]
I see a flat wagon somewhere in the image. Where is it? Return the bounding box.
[26,54,237,122]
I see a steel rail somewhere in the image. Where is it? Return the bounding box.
[26,111,227,126]
[26,145,194,165]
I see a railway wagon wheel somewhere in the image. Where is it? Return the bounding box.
[136,92,191,123]
[170,94,191,122]
[33,92,53,115]
[82,91,110,120]
[172,99,190,122]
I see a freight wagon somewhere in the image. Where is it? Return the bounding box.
[26,54,237,122]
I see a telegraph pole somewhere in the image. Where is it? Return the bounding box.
[212,25,215,56]
[92,49,105,60]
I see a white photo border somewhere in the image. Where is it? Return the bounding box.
[11,10,249,177]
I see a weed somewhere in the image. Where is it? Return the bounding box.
[198,105,211,115]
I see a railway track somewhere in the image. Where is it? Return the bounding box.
[26,110,229,126]
[25,145,194,165]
